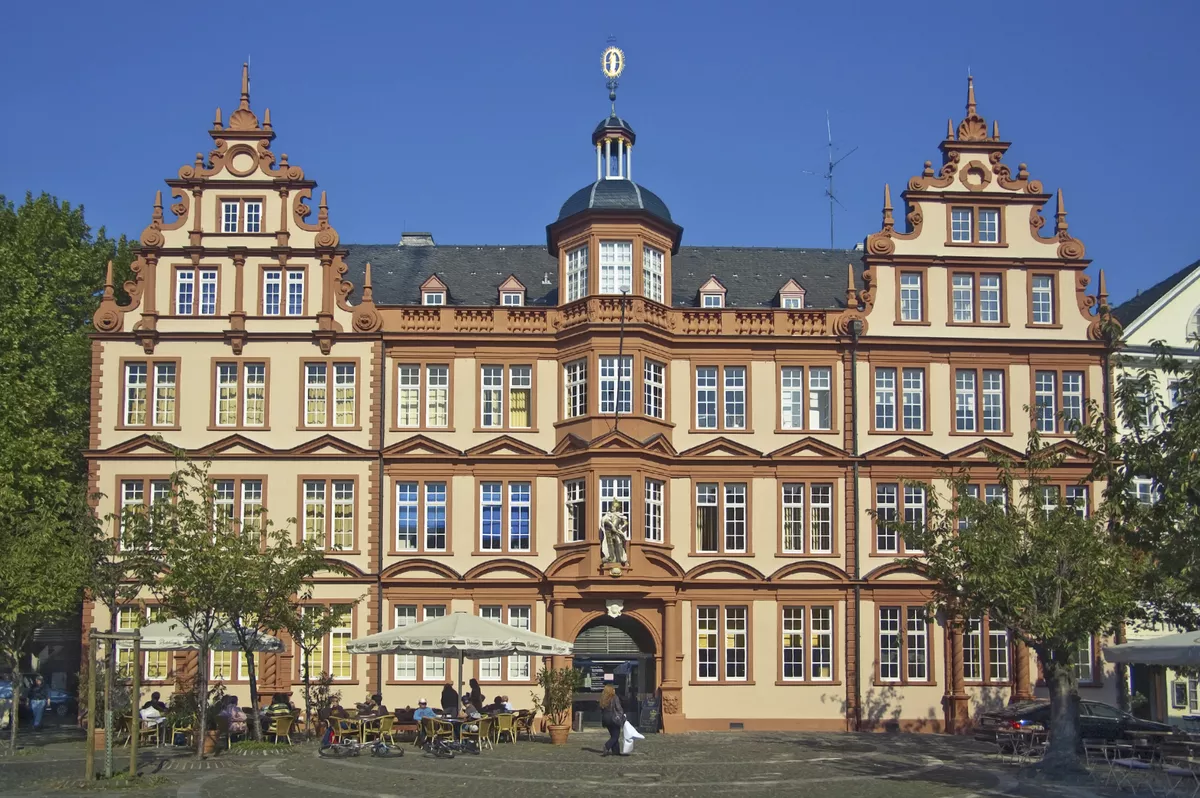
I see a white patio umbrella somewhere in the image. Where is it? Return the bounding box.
[347,611,573,706]
[116,618,284,652]
[1104,631,1200,666]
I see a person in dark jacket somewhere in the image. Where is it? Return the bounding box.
[440,683,460,716]
[598,685,624,757]
[28,676,50,731]
[468,678,484,713]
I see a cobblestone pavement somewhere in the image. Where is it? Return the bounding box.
[0,730,1119,798]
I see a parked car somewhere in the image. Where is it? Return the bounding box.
[0,676,76,718]
[974,699,1173,742]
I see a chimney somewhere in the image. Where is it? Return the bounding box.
[399,232,435,247]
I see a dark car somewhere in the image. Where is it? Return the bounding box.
[0,676,76,718]
[974,699,1173,742]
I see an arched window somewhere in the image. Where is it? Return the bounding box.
[1188,307,1200,340]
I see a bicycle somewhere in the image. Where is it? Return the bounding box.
[319,737,405,758]
[422,734,480,758]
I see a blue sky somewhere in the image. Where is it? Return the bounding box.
[2,0,1196,306]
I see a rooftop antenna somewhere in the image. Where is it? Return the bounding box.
[803,111,858,249]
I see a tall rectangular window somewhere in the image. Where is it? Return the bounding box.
[903,486,926,548]
[695,483,719,553]
[982,370,1004,432]
[696,607,718,680]
[327,606,352,680]
[811,607,833,680]
[782,607,805,681]
[305,364,328,426]
[481,365,503,428]
[508,365,532,428]
[906,608,928,680]
[599,477,631,540]
[964,618,983,681]
[393,606,417,680]
[303,480,326,545]
[1062,371,1084,427]
[782,484,804,553]
[599,356,632,415]
[396,483,418,551]
[1035,371,1057,433]
[977,208,1000,243]
[989,626,1010,682]
[782,483,833,554]
[263,270,281,315]
[781,366,805,430]
[240,479,263,534]
[875,484,899,553]
[244,201,262,233]
[221,201,239,233]
[426,365,449,428]
[951,208,973,242]
[565,479,586,542]
[565,360,587,419]
[724,366,746,429]
[810,484,833,553]
[644,479,664,543]
[153,363,177,427]
[1075,636,1094,683]
[216,364,239,426]
[874,367,896,430]
[333,364,355,426]
[119,480,144,550]
[1036,370,1085,433]
[124,363,148,426]
[176,270,195,315]
[901,368,924,431]
[979,274,1001,323]
[955,369,977,432]
[507,606,532,681]
[331,481,354,551]
[480,482,503,551]
[724,483,747,552]
[213,480,235,531]
[953,274,974,323]
[243,364,266,426]
[425,482,447,551]
[899,273,923,322]
[302,479,353,551]
[286,271,304,316]
[598,241,633,295]
[397,365,420,427]
[566,245,588,303]
[879,607,902,682]
[478,606,503,680]
[724,607,748,681]
[644,360,665,419]
[643,246,664,303]
[199,270,218,316]
[422,606,446,681]
[695,366,717,429]
[1031,275,1055,325]
[808,366,831,430]
[509,482,531,551]
[1066,485,1089,517]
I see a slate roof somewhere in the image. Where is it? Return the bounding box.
[1111,258,1200,327]
[343,244,864,309]
[592,113,636,144]
[556,180,673,224]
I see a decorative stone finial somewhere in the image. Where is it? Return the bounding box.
[882,183,894,231]
[992,120,999,140]
[263,108,272,130]
[955,76,988,142]
[102,259,114,298]
[214,107,222,129]
[845,263,858,308]
[92,259,122,332]
[966,75,977,116]
[1055,189,1068,234]
[947,118,954,140]
[362,261,374,302]
[152,190,163,222]
[228,62,260,131]
[240,62,250,109]
[1098,269,1108,304]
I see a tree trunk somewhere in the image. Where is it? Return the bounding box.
[246,649,261,742]
[9,665,19,751]
[195,645,209,760]
[1041,656,1085,774]
[301,652,313,741]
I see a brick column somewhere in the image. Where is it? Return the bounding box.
[1012,640,1034,702]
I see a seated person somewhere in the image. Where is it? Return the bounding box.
[460,696,481,733]
[328,703,349,719]
[141,691,169,714]
[412,699,436,723]
[220,696,248,738]
[500,695,514,712]
[364,693,387,717]
[480,695,502,714]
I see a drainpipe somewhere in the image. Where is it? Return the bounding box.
[376,339,387,695]
[849,319,863,731]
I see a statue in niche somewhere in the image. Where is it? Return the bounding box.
[600,499,629,566]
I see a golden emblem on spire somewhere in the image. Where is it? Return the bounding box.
[602,45,625,80]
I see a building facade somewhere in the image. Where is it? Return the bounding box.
[86,64,1118,732]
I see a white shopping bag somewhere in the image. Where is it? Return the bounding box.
[621,719,644,753]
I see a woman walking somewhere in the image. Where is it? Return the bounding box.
[598,685,624,757]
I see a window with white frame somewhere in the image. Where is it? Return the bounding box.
[696,365,751,430]
[696,606,749,682]
[1066,485,1089,517]
[899,272,923,321]
[694,482,747,553]
[696,483,719,552]
[598,241,633,294]
[199,270,217,315]
[1074,635,1095,683]
[782,296,803,309]
[302,479,354,551]
[781,367,805,430]
[782,483,834,554]
[244,201,262,233]
[393,605,418,680]
[643,246,664,303]
[645,478,664,543]
[878,606,930,683]
[478,606,503,680]
[564,479,586,542]
[394,481,448,553]
[724,366,746,429]
[328,605,353,681]
[902,368,924,431]
[176,269,194,314]
[978,208,999,243]
[1031,275,1055,325]
[906,608,928,680]
[304,364,327,427]
[781,606,835,682]
[501,291,523,306]
[879,607,902,682]
[599,477,631,537]
[507,606,531,680]
[1035,370,1084,433]
[875,484,925,554]
[808,366,832,429]
[724,484,747,552]
[509,365,532,428]
[422,291,446,306]
[955,370,977,432]
[903,486,926,552]
[175,269,217,316]
[480,483,504,552]
[873,367,896,430]
[221,201,239,233]
[263,269,290,315]
[481,366,503,428]
[599,356,632,415]
[695,366,718,429]
[980,274,1001,322]
[123,362,178,428]
[644,359,665,419]
[286,271,304,316]
[953,274,974,323]
[725,607,748,680]
[951,272,1002,323]
[951,208,973,243]
[872,366,927,431]
[696,607,718,680]
[214,362,267,427]
[395,483,419,551]
[422,606,447,680]
[565,359,587,418]
[566,245,588,302]
[1041,485,1060,519]
[397,366,421,427]
[702,293,723,308]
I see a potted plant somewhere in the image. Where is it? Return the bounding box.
[531,666,582,745]
[201,685,227,755]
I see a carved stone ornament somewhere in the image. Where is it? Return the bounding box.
[1030,190,1086,260]
[661,691,680,715]
[92,260,122,332]
[606,599,624,619]
[600,500,629,566]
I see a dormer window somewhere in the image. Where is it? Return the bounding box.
[698,276,727,309]
[950,206,1002,245]
[501,292,523,307]
[419,274,449,306]
[778,279,806,310]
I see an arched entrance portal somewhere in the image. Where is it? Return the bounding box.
[572,615,657,730]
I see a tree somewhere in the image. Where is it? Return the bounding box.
[218,523,342,741]
[891,431,1144,772]
[0,193,134,750]
[120,459,245,758]
[1096,343,1200,629]
[283,604,351,739]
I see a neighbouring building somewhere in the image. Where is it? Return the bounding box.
[1111,259,1200,726]
[85,58,1119,732]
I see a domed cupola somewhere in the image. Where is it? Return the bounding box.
[547,42,683,306]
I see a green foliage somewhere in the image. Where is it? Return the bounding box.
[284,608,352,736]
[1093,341,1200,628]
[530,666,583,727]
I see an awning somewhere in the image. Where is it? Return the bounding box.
[1104,631,1200,666]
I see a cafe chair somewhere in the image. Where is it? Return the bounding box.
[267,715,294,745]
[493,713,516,745]
[461,716,493,751]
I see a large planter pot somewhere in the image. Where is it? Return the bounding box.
[202,730,220,755]
[547,723,571,746]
